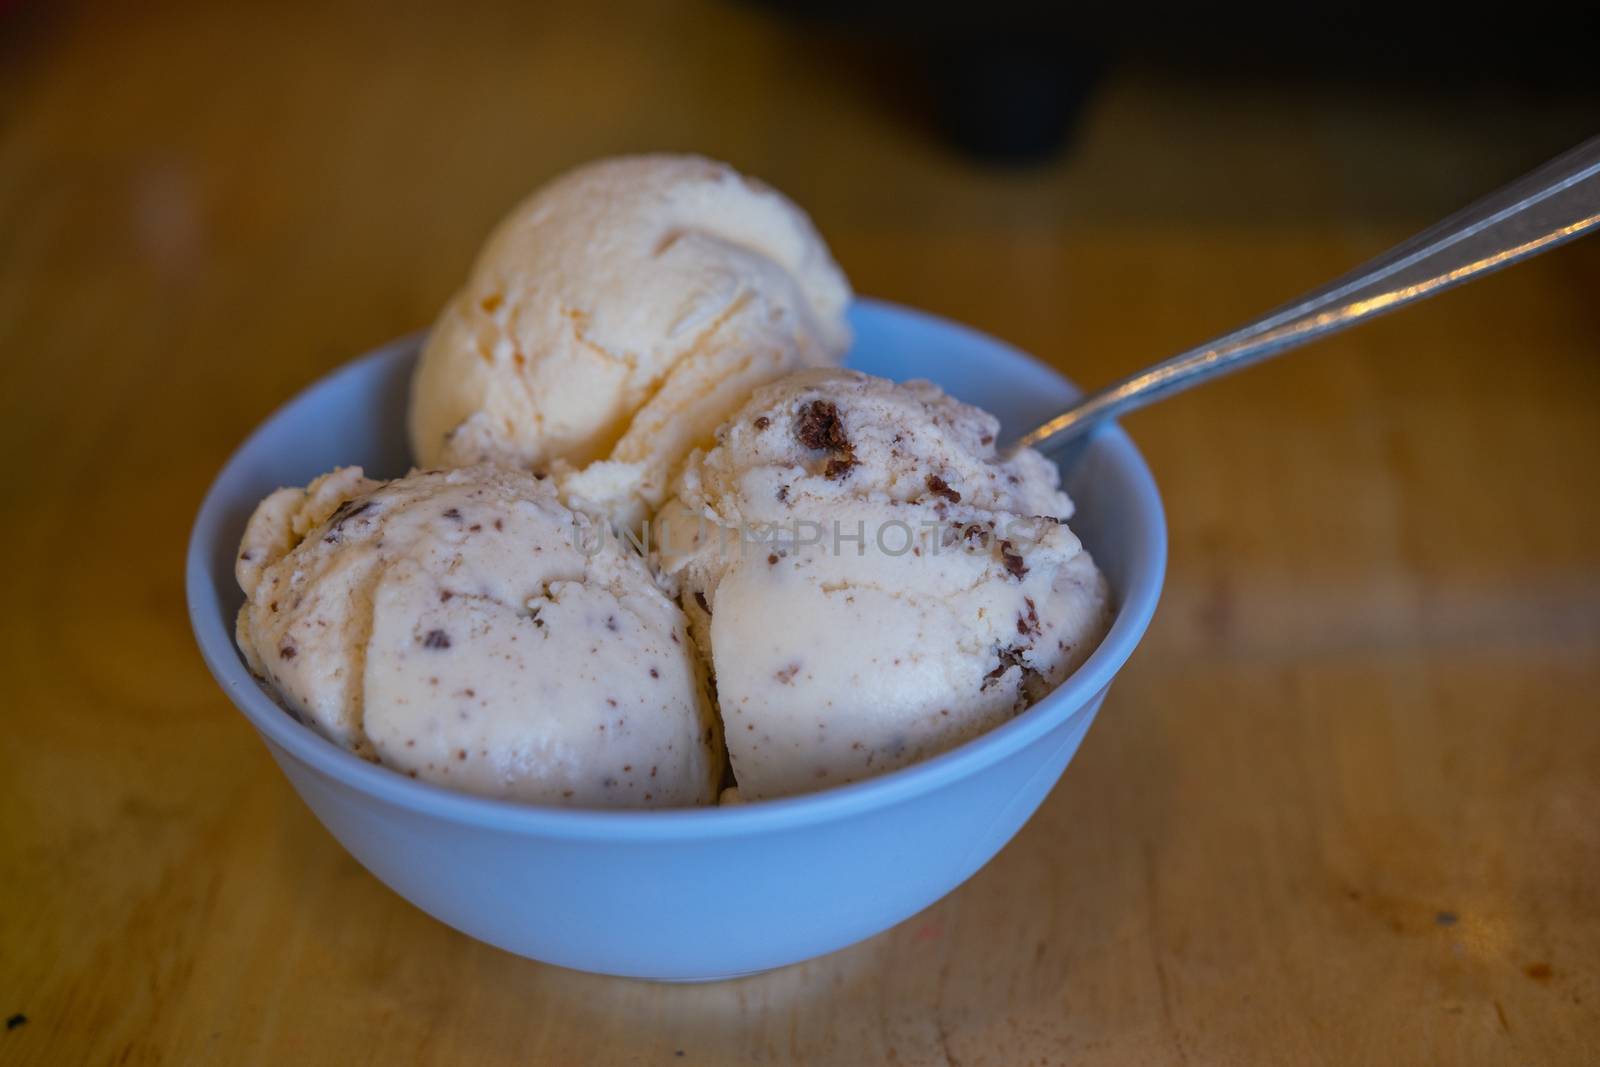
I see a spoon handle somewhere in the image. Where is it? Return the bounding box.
[1014,134,1600,455]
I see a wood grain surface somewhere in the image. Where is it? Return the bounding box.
[2,3,1597,1064]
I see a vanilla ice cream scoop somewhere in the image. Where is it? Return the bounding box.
[235,464,722,808]
[655,369,1109,801]
[409,154,852,528]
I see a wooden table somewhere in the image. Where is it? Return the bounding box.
[3,3,1597,1064]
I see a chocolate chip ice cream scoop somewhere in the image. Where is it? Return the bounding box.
[655,369,1108,801]
[235,464,722,808]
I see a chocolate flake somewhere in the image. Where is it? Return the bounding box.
[442,507,462,521]
[440,590,453,602]
[776,484,790,503]
[278,643,297,660]
[421,629,452,650]
[754,415,770,430]
[1017,596,1040,637]
[649,667,660,679]
[775,662,800,685]
[605,615,619,632]
[824,455,857,480]
[694,590,710,615]
[329,499,374,531]
[767,553,779,566]
[999,540,1028,579]
[925,474,961,503]
[983,645,1029,687]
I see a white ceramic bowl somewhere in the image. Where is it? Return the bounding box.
[187,299,1166,980]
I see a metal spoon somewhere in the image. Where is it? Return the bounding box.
[1013,134,1600,462]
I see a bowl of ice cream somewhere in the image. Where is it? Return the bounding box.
[187,154,1164,978]
[187,298,1164,980]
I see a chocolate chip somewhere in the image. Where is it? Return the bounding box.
[754,415,770,430]
[795,399,849,452]
[421,629,452,650]
[278,643,297,660]
[980,433,994,446]
[493,518,504,531]
[925,474,961,503]
[767,553,779,566]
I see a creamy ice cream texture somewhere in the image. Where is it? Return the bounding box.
[234,464,722,808]
[656,369,1110,801]
[409,154,852,529]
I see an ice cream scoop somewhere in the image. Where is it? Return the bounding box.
[408,154,852,529]
[235,464,722,808]
[655,369,1109,801]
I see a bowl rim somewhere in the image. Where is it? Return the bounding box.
[186,298,1166,841]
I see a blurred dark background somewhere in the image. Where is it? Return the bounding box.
[752,2,1600,163]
